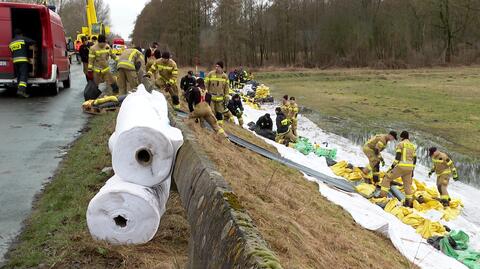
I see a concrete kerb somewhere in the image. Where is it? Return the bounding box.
[169,110,283,269]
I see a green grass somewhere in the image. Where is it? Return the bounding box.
[256,67,480,157]
[5,112,190,268]
[5,113,116,267]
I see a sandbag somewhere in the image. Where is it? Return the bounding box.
[86,175,171,245]
[83,80,101,101]
[110,85,183,186]
[295,137,314,155]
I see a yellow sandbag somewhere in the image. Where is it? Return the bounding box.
[449,199,463,209]
[355,183,376,197]
[442,207,461,221]
[413,199,444,212]
[331,161,348,175]
[402,213,425,228]
[330,161,365,181]
[348,167,366,181]
[414,191,436,203]
[255,84,270,99]
[416,219,447,238]
[384,198,400,212]
[82,99,94,109]
[93,95,118,105]
[370,197,389,205]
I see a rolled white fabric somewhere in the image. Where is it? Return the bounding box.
[110,85,183,186]
[86,175,171,245]
[108,131,116,153]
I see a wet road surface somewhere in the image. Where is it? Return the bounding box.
[0,64,88,262]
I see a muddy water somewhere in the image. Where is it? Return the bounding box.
[300,107,480,188]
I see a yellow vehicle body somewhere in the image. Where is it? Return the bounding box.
[76,0,110,43]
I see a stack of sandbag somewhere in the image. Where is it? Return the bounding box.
[86,84,183,245]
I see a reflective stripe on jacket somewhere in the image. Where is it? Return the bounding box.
[9,36,34,64]
[149,58,178,83]
[88,43,117,71]
[431,151,456,176]
[205,71,228,96]
[117,49,144,71]
[395,139,416,168]
[365,134,389,153]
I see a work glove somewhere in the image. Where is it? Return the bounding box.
[453,170,459,181]
[281,119,292,126]
[87,70,94,81]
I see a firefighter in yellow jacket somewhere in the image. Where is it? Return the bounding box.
[280,95,290,114]
[428,147,459,206]
[187,78,227,137]
[205,61,229,125]
[362,131,397,183]
[87,35,119,94]
[287,96,299,136]
[148,51,180,109]
[9,29,35,98]
[117,48,145,95]
[379,131,417,207]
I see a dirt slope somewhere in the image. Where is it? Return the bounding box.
[184,119,415,269]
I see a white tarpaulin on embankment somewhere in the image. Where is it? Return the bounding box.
[240,103,480,269]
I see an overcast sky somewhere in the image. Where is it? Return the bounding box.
[105,0,150,40]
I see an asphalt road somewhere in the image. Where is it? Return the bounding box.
[0,64,88,262]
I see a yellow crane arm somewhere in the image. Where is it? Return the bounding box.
[86,0,98,36]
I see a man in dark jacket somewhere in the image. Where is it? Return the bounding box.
[78,36,91,81]
[275,107,296,145]
[253,113,275,141]
[9,29,35,98]
[180,70,196,96]
[257,113,273,130]
[225,94,244,126]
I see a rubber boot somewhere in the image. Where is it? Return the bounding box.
[377,190,388,198]
[172,95,180,110]
[403,198,413,208]
[17,86,29,98]
[440,198,450,207]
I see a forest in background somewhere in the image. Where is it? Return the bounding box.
[132,0,480,68]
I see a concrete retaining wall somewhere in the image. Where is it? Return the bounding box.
[170,113,283,269]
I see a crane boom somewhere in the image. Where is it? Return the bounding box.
[85,0,98,36]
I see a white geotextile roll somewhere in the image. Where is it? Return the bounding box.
[86,175,171,245]
[108,131,116,153]
[110,84,183,186]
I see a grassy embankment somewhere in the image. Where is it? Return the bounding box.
[183,118,415,269]
[6,112,189,268]
[256,67,480,158]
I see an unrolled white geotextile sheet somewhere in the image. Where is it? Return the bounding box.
[241,104,480,269]
[109,85,183,187]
